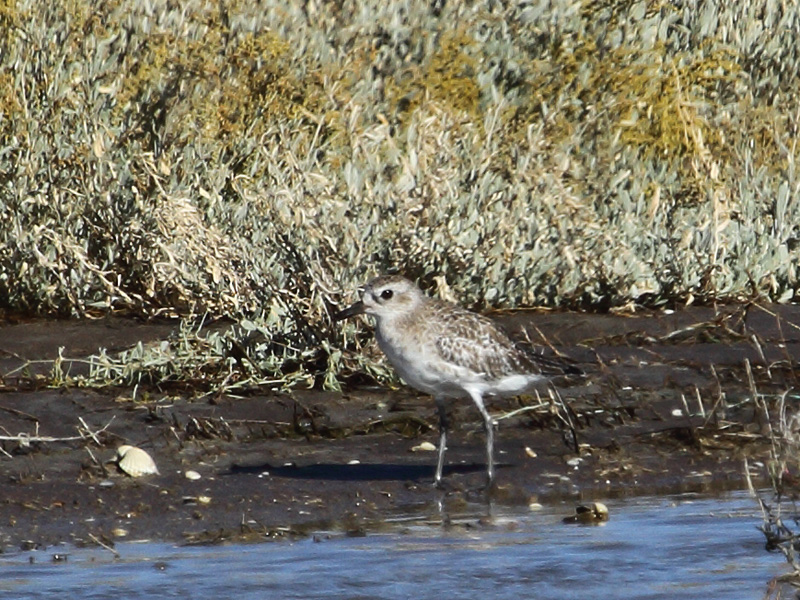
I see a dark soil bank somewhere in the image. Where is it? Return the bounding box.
[1,304,797,550]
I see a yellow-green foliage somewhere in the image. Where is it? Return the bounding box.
[1,0,800,389]
[385,28,481,119]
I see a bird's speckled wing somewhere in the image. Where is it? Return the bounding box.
[427,302,574,380]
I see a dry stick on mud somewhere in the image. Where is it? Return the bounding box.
[85,446,110,477]
[0,403,39,422]
[0,416,115,444]
[495,398,549,422]
[702,365,726,428]
[693,386,706,419]
[87,533,120,558]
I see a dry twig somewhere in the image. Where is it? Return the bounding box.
[0,416,115,445]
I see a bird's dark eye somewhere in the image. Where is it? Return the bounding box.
[380,289,394,300]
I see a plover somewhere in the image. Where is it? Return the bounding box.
[334,274,581,486]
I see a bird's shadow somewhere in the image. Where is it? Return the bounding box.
[227,461,485,482]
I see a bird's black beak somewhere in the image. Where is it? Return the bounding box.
[333,300,366,322]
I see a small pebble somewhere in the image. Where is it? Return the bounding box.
[563,502,610,524]
[411,442,437,452]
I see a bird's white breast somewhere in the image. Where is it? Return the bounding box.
[375,321,462,397]
[375,317,542,399]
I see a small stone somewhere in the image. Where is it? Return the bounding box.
[412,441,437,452]
[563,502,610,524]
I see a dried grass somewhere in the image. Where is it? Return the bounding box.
[1,0,799,388]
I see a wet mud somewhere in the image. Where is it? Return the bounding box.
[1,304,797,550]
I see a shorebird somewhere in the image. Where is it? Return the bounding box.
[334,274,581,486]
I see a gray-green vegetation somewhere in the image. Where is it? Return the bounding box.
[1,0,799,390]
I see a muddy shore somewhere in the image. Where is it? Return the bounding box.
[1,304,797,550]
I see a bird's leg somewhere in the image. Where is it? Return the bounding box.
[468,390,495,485]
[435,396,448,487]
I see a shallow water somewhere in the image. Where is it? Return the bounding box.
[0,491,784,600]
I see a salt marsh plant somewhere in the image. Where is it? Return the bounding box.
[1,0,799,389]
[748,389,800,595]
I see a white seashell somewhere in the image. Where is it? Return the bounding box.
[524,446,537,458]
[116,445,159,477]
[184,470,202,481]
[411,441,437,452]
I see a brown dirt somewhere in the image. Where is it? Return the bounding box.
[1,304,797,550]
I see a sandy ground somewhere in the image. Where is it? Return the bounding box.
[1,304,797,550]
